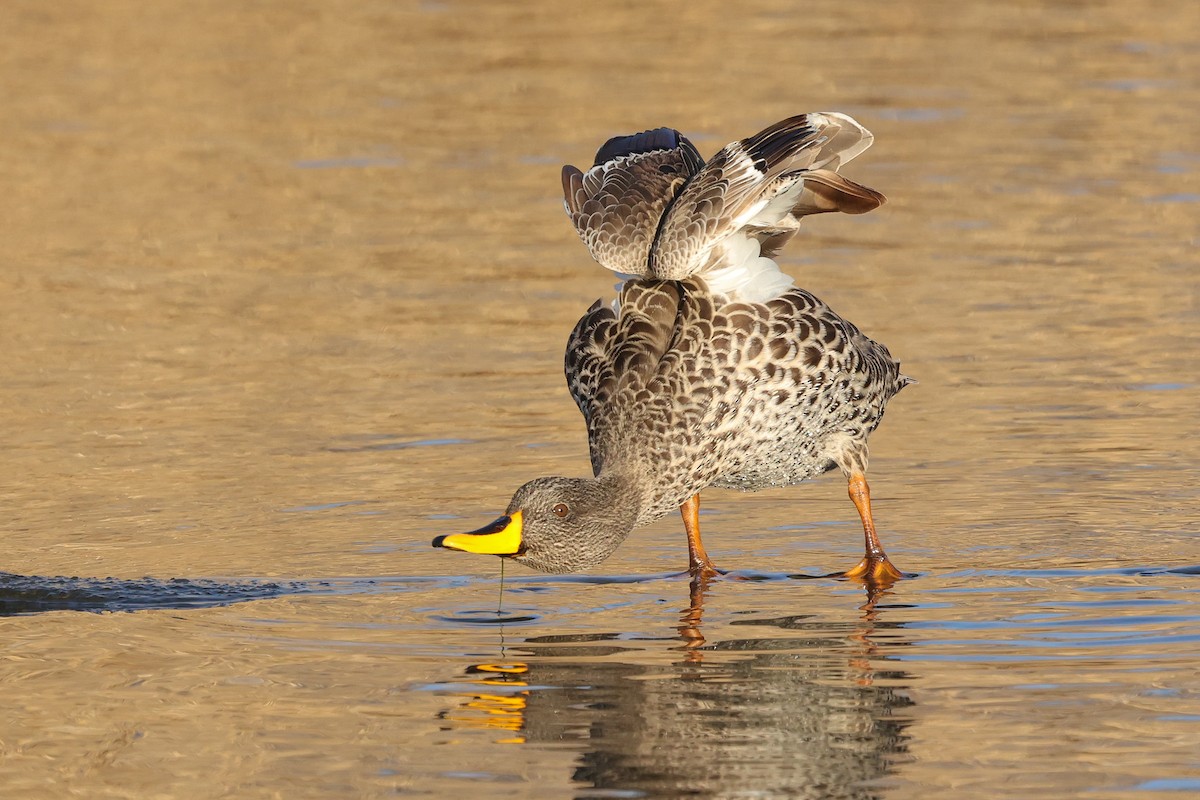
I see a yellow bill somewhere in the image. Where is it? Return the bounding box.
[433,510,524,556]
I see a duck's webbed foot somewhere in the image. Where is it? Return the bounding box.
[844,554,904,586]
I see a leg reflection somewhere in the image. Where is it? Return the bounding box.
[676,574,711,652]
[433,584,915,796]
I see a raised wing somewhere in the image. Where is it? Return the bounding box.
[648,112,885,279]
[562,129,706,276]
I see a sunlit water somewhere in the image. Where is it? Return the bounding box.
[1,1,1197,798]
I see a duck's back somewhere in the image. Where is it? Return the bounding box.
[565,279,909,524]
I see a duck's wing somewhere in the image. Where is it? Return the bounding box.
[649,112,886,279]
[562,129,706,276]
[565,281,686,475]
[565,300,616,430]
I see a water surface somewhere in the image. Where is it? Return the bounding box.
[1,0,1197,797]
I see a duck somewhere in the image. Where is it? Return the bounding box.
[433,112,911,584]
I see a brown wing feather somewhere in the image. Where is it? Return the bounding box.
[751,169,886,258]
[649,113,884,279]
[562,129,705,276]
[564,281,686,475]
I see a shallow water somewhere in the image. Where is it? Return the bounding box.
[1,0,1198,797]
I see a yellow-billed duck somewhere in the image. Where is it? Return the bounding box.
[434,113,911,584]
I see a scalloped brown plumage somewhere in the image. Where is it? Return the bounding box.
[435,113,909,589]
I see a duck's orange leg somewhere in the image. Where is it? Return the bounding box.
[680,494,720,579]
[843,472,904,585]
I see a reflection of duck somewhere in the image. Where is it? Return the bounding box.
[437,601,914,797]
[435,113,911,583]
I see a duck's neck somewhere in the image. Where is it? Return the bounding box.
[597,457,683,528]
[595,470,644,526]
[572,472,644,570]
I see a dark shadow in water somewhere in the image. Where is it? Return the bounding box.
[0,564,927,618]
[0,572,311,616]
[435,577,915,799]
[0,572,474,616]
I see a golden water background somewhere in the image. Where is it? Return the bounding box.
[1,1,1197,797]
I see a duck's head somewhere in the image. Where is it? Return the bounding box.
[432,476,639,573]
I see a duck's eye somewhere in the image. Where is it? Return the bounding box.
[551,503,570,518]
